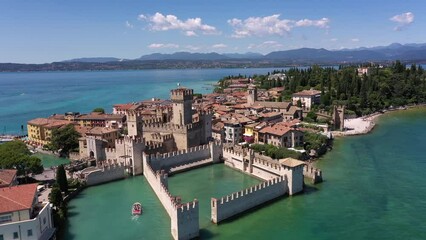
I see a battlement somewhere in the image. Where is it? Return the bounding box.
[145,141,163,150]
[170,88,193,101]
[115,135,144,145]
[303,165,323,184]
[223,147,243,158]
[102,162,124,171]
[143,117,164,124]
[149,132,174,141]
[252,157,283,171]
[175,199,199,212]
[211,175,287,223]
[147,144,210,161]
[105,148,116,153]
[142,122,188,133]
[213,175,286,205]
[126,110,143,117]
[199,109,213,116]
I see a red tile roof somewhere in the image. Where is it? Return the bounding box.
[0,170,17,188]
[292,89,321,97]
[259,125,292,136]
[27,118,71,129]
[0,183,37,214]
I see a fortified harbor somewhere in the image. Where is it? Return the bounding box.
[70,87,324,239]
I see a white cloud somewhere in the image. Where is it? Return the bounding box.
[390,12,414,31]
[295,18,330,28]
[212,43,227,49]
[125,21,134,29]
[228,14,330,38]
[248,41,283,50]
[148,43,180,49]
[139,12,219,35]
[185,31,198,37]
[351,38,360,42]
[185,45,201,51]
[330,38,338,42]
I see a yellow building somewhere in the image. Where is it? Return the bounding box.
[27,118,71,146]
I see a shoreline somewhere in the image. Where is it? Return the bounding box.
[331,104,426,138]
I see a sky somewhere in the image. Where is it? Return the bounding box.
[0,0,425,63]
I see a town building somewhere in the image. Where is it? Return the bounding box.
[75,112,125,129]
[0,170,18,188]
[211,120,225,142]
[27,118,72,146]
[357,67,370,76]
[0,184,55,240]
[292,89,321,111]
[224,121,242,144]
[258,125,304,148]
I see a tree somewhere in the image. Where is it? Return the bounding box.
[306,111,318,122]
[0,141,43,175]
[56,165,68,193]
[92,107,105,113]
[49,184,63,207]
[50,124,80,156]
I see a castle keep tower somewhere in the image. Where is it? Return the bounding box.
[126,110,143,137]
[171,88,193,126]
[247,87,257,105]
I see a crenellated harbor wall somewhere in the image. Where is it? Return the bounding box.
[146,141,222,172]
[84,163,126,186]
[143,157,199,240]
[211,175,287,223]
[303,165,323,184]
[222,147,305,195]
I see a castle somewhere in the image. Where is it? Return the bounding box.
[78,87,212,175]
[77,87,321,240]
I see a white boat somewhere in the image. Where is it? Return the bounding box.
[132,202,142,215]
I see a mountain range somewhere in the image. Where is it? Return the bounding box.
[2,43,425,72]
[63,43,426,63]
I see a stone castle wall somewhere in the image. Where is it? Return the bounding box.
[303,165,323,184]
[143,158,199,240]
[144,143,221,171]
[222,148,304,195]
[211,175,287,223]
[85,164,126,186]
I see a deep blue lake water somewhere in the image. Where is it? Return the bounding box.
[0,68,282,134]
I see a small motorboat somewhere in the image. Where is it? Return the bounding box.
[132,202,142,215]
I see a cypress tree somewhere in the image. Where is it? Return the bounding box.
[49,183,63,207]
[56,165,68,193]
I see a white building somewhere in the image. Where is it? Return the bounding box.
[292,89,321,111]
[224,121,242,144]
[0,184,55,240]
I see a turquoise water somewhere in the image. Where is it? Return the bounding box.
[34,153,70,168]
[65,109,426,239]
[0,68,281,134]
[65,165,260,240]
[2,69,426,239]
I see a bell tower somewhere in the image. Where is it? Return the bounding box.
[247,87,257,105]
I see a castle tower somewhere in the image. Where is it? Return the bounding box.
[116,136,145,175]
[200,111,213,144]
[247,87,257,105]
[86,136,106,162]
[170,88,193,126]
[332,105,345,131]
[126,110,143,137]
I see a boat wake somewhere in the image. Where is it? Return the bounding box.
[131,215,140,222]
